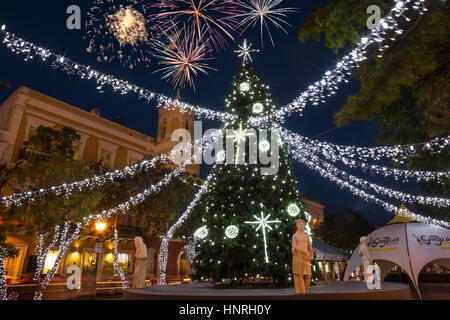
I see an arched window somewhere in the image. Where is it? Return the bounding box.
[177,251,187,278]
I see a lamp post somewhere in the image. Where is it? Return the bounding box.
[93,221,107,299]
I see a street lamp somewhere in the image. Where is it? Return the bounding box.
[93,221,107,299]
[95,221,107,233]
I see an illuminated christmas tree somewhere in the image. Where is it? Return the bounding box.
[192,59,318,286]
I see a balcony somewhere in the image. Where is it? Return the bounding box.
[117,226,144,239]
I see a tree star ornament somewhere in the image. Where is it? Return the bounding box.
[234,39,259,63]
[245,212,281,263]
[228,122,256,164]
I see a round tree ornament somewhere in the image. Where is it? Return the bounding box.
[252,103,264,114]
[287,203,300,217]
[194,226,209,239]
[225,225,239,239]
[240,82,250,92]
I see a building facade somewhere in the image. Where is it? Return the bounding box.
[0,86,197,288]
[0,86,325,290]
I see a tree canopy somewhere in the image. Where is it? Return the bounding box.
[298,0,449,220]
[314,209,375,251]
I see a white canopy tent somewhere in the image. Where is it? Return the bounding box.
[313,240,350,262]
[343,222,450,299]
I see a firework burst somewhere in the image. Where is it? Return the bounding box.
[150,0,244,51]
[153,25,217,90]
[85,0,152,68]
[237,0,296,47]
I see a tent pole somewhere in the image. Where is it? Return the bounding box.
[405,223,422,300]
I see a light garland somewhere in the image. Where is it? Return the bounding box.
[280,127,450,182]
[249,0,429,125]
[2,155,169,207]
[92,129,220,221]
[2,128,221,207]
[93,167,184,221]
[0,0,429,129]
[0,25,233,122]
[0,246,7,300]
[34,222,82,300]
[159,168,216,285]
[290,144,450,207]
[34,225,62,283]
[112,229,127,290]
[286,147,450,228]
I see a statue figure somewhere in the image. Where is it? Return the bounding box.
[358,236,374,281]
[334,262,340,281]
[292,219,314,294]
[133,236,148,289]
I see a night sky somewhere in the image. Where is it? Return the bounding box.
[0,0,406,226]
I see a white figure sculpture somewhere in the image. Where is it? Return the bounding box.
[133,236,148,289]
[292,219,314,294]
[334,262,340,281]
[358,236,374,281]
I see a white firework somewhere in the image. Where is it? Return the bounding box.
[238,0,296,47]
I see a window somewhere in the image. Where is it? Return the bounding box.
[185,119,189,130]
[100,149,112,167]
[118,253,130,273]
[43,251,59,274]
[4,246,25,280]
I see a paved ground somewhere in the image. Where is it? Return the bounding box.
[122,281,412,300]
[96,282,450,300]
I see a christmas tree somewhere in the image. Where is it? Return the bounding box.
[192,60,318,286]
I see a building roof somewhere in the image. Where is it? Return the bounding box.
[313,239,350,262]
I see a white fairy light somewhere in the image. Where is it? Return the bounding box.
[159,168,217,285]
[245,212,281,263]
[0,25,233,122]
[2,129,221,206]
[0,247,7,300]
[286,145,450,228]
[280,127,450,182]
[112,229,127,290]
[249,0,427,126]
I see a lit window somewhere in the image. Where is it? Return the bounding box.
[118,253,129,273]
[43,251,59,274]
